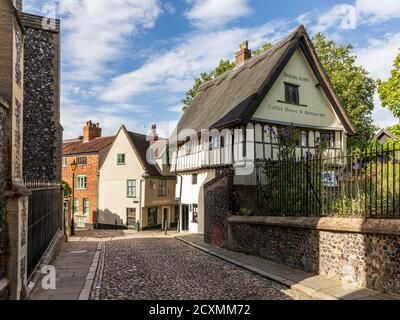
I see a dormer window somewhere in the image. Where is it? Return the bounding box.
[285,83,300,105]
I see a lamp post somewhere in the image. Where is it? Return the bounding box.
[71,160,77,236]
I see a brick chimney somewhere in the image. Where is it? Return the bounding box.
[235,40,252,66]
[83,121,102,142]
[149,124,160,157]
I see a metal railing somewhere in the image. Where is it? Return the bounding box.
[234,144,400,219]
[25,180,62,278]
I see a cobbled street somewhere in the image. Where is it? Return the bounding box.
[99,236,296,300]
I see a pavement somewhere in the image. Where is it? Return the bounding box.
[29,239,101,300]
[176,234,400,301]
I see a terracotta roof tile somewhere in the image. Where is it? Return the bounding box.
[62,136,115,155]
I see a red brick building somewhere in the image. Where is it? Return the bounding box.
[62,121,114,229]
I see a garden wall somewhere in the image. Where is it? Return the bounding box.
[204,173,400,296]
[227,216,400,295]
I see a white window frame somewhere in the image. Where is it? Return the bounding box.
[76,175,87,190]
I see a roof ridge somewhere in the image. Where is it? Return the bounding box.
[196,25,305,94]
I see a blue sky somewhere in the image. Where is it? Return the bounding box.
[24,0,400,139]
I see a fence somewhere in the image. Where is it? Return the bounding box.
[234,144,400,219]
[25,180,63,278]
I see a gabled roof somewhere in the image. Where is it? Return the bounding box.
[375,128,398,141]
[175,25,356,139]
[127,130,161,177]
[62,136,115,156]
[100,126,166,177]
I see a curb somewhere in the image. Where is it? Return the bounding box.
[176,236,338,301]
[78,243,102,300]
[92,242,106,300]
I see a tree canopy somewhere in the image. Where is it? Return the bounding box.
[377,50,400,118]
[312,33,377,149]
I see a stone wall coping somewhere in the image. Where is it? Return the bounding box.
[228,215,400,236]
[0,278,9,292]
[0,96,10,110]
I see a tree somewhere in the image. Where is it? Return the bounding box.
[377,50,400,118]
[182,43,272,112]
[312,33,377,150]
[388,123,400,137]
[252,42,272,56]
[182,72,214,112]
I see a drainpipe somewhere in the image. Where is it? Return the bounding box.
[139,175,147,231]
[175,171,183,233]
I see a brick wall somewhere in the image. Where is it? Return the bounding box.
[22,14,61,182]
[62,154,100,226]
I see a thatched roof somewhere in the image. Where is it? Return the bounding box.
[174,25,356,140]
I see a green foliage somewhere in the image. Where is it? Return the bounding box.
[378,50,400,118]
[182,72,214,112]
[62,181,72,198]
[252,42,273,56]
[214,59,236,77]
[312,33,377,150]
[387,123,400,137]
[182,42,273,112]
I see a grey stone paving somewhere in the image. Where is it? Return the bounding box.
[29,241,99,300]
[100,238,295,300]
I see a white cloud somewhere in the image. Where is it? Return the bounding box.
[311,4,357,34]
[100,20,291,103]
[185,0,252,28]
[58,0,162,80]
[355,0,400,24]
[356,33,400,81]
[167,105,183,113]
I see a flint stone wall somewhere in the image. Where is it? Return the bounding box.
[22,16,61,181]
[204,175,400,296]
[0,103,8,282]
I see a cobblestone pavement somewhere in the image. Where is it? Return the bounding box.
[99,237,297,300]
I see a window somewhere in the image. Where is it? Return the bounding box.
[77,216,85,228]
[127,208,137,227]
[62,157,68,167]
[127,180,136,198]
[73,199,79,214]
[76,176,87,190]
[192,174,198,185]
[192,204,198,223]
[285,83,300,105]
[301,131,308,147]
[77,156,87,165]
[158,179,167,197]
[83,199,90,216]
[117,153,126,165]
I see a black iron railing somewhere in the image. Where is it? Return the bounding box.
[25,180,62,278]
[234,144,400,219]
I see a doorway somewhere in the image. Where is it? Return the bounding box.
[148,207,157,227]
[182,205,189,231]
[163,208,169,229]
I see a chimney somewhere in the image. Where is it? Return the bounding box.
[149,124,160,157]
[13,0,23,12]
[83,121,102,142]
[235,40,251,66]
